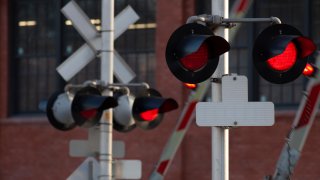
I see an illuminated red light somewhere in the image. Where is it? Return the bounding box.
[267,42,297,72]
[303,63,315,77]
[80,109,97,119]
[179,43,209,71]
[184,83,197,89]
[139,109,159,121]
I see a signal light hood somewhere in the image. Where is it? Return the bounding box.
[166,23,230,83]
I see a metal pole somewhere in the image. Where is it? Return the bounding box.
[211,0,229,180]
[100,0,114,179]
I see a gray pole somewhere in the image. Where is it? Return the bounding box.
[211,0,229,179]
[100,0,114,179]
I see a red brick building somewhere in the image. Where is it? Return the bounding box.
[1,0,320,179]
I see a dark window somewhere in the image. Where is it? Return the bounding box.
[10,0,156,115]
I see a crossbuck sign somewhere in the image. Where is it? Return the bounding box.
[57,0,139,83]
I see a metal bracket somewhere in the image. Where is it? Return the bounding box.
[186,15,281,29]
[64,80,150,95]
[211,78,222,84]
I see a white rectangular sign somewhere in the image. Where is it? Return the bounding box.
[114,160,142,179]
[67,158,142,180]
[222,75,248,102]
[67,157,99,180]
[196,74,275,126]
[69,140,125,158]
[196,102,274,126]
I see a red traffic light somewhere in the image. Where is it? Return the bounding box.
[266,42,297,71]
[303,63,317,77]
[113,88,178,131]
[72,86,118,128]
[139,108,159,121]
[253,24,317,84]
[166,23,230,83]
[183,83,197,90]
[132,89,178,130]
[179,43,209,72]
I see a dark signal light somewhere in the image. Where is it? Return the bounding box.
[46,86,118,131]
[113,93,137,132]
[46,92,76,131]
[79,109,98,119]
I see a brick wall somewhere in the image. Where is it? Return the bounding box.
[1,0,320,180]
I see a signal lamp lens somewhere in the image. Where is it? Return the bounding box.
[139,108,159,121]
[267,42,297,72]
[80,109,98,119]
[179,43,208,71]
[303,63,315,77]
[184,83,197,89]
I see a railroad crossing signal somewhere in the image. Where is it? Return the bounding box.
[166,22,317,85]
[113,89,179,131]
[132,89,178,130]
[166,23,230,83]
[52,1,145,179]
[57,1,139,83]
[46,86,117,131]
[253,24,317,84]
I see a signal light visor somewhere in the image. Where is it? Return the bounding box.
[166,23,230,84]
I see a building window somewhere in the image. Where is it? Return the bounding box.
[10,0,156,115]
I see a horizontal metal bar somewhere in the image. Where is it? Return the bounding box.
[186,15,281,27]
[222,17,281,24]
[63,81,150,96]
[109,82,149,89]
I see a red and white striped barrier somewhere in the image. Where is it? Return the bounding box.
[272,56,320,180]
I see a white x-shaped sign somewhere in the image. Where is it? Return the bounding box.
[57,0,139,83]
